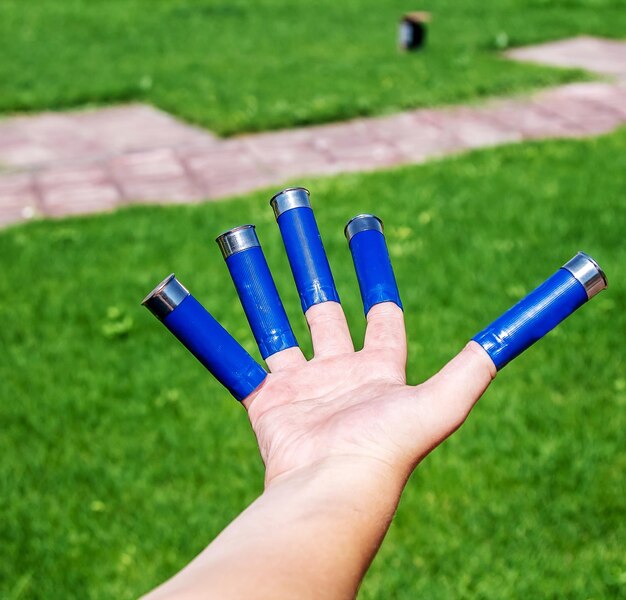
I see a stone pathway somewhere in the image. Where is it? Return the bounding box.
[0,36,625,228]
[506,35,626,80]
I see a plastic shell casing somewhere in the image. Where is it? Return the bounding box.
[345,215,402,315]
[270,188,340,313]
[472,252,607,370]
[143,275,267,401]
[163,296,267,400]
[219,229,298,359]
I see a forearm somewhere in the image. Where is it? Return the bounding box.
[143,456,407,600]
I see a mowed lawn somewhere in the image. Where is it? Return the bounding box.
[1,130,625,599]
[1,0,626,134]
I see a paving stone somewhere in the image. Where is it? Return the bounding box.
[533,89,623,135]
[246,120,404,177]
[423,108,522,148]
[0,115,100,168]
[297,120,402,173]
[68,105,219,153]
[537,83,626,120]
[41,185,121,217]
[108,150,202,201]
[37,165,110,188]
[203,173,281,200]
[181,141,259,174]
[0,172,35,194]
[322,147,405,174]
[36,166,120,216]
[242,131,335,177]
[481,99,574,139]
[184,142,261,170]
[109,148,189,185]
[371,112,466,161]
[594,84,626,118]
[0,105,218,170]
[242,128,316,149]
[506,36,626,79]
[181,141,274,196]
[309,120,385,152]
[119,180,203,203]
[0,141,67,169]
[317,129,399,160]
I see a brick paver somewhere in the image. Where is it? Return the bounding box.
[506,36,626,80]
[0,36,625,227]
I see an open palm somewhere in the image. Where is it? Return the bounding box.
[244,301,496,486]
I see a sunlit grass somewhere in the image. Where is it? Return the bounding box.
[1,130,624,598]
[1,0,624,134]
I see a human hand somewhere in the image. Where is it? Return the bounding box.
[245,301,495,487]
[141,189,605,600]
[143,187,603,491]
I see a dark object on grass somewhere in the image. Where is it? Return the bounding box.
[399,12,430,51]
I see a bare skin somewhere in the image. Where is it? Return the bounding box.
[143,301,496,600]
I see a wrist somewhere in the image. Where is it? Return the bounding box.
[264,454,408,500]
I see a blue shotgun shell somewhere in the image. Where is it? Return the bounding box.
[142,274,267,400]
[345,214,402,315]
[216,225,298,360]
[270,187,340,313]
[472,252,607,370]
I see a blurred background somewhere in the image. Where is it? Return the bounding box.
[0,1,624,598]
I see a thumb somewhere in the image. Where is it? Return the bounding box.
[420,341,496,437]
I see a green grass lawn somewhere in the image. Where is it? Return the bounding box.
[1,0,625,134]
[1,130,625,599]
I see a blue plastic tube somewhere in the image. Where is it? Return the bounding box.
[270,187,340,313]
[216,225,298,359]
[142,274,267,400]
[472,252,607,370]
[345,214,402,315]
